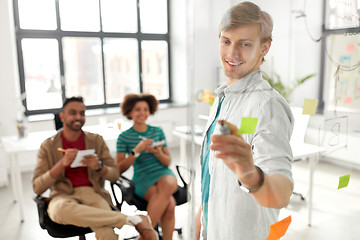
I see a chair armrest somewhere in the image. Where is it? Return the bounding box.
[175,164,194,188]
[33,195,49,229]
[173,164,195,205]
[110,175,135,211]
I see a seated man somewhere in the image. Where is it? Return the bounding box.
[33,96,158,240]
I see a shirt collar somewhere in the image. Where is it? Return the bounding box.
[215,70,262,98]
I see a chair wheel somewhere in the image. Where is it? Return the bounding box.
[174,228,182,235]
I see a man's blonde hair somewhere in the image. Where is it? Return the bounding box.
[219,1,273,44]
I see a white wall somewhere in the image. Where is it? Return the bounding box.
[250,0,323,107]
[0,0,20,186]
[170,0,188,105]
[286,0,323,107]
[0,0,19,137]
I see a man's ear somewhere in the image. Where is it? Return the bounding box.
[59,112,64,122]
[261,41,271,57]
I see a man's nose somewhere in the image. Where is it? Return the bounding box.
[229,45,241,58]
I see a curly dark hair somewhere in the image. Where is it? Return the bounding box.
[121,93,159,120]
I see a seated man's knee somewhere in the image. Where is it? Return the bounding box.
[47,198,75,223]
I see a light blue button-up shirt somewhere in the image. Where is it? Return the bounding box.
[200,70,294,240]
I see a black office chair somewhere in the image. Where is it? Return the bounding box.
[110,164,193,239]
[33,113,93,239]
[54,113,63,131]
[33,195,92,240]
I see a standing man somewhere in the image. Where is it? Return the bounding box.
[33,96,158,240]
[199,2,294,239]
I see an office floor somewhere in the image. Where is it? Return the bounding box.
[0,146,360,240]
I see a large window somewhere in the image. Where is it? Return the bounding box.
[13,0,171,115]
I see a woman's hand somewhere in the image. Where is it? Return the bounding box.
[146,145,163,157]
[134,139,153,152]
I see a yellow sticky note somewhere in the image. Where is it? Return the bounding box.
[266,215,292,240]
[302,99,318,115]
[338,174,350,189]
[237,117,258,134]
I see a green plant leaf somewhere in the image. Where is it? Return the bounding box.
[295,74,316,86]
[262,72,316,102]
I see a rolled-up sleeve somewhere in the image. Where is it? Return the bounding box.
[252,97,294,185]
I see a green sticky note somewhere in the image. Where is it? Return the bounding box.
[237,117,258,134]
[302,99,318,115]
[338,174,350,189]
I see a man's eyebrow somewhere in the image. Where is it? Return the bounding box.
[237,38,256,42]
[68,109,84,112]
[220,36,255,42]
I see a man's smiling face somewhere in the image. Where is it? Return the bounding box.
[61,101,86,131]
[219,24,270,85]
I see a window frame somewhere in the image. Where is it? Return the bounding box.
[317,0,360,113]
[13,0,172,116]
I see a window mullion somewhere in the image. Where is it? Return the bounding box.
[12,0,28,114]
[58,37,66,102]
[55,0,66,103]
[98,0,107,104]
[137,0,143,93]
[166,0,171,101]
[100,38,107,104]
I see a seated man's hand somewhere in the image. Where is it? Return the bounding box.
[62,148,78,167]
[81,154,100,170]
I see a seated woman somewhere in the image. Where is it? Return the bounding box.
[116,93,178,240]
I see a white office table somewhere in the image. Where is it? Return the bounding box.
[291,141,324,226]
[172,126,204,165]
[1,130,56,222]
[173,125,324,226]
[0,125,121,223]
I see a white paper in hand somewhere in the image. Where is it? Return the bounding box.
[71,149,95,168]
[152,140,165,147]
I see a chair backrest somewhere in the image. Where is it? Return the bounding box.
[173,165,191,205]
[54,113,63,131]
[290,106,310,145]
[110,175,135,211]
